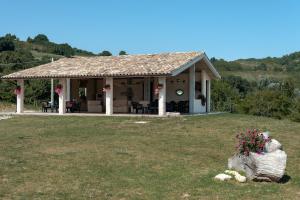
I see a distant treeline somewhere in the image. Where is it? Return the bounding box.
[0,33,127,104]
[211,51,300,72]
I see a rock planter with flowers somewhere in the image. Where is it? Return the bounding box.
[228,129,287,182]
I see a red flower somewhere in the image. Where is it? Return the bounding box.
[235,129,270,156]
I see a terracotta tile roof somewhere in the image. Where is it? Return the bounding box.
[1,51,216,79]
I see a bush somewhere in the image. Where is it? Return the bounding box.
[223,75,252,97]
[290,98,300,122]
[238,90,292,119]
[211,80,240,112]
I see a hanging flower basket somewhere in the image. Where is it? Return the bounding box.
[55,84,63,95]
[157,84,163,90]
[14,86,21,95]
[103,84,111,92]
[154,84,163,95]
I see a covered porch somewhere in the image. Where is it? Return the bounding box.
[2,52,220,116]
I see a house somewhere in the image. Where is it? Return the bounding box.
[1,51,221,116]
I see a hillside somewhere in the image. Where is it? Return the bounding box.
[0,33,95,76]
[211,51,300,87]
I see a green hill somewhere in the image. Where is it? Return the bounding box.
[211,52,300,87]
[0,33,95,76]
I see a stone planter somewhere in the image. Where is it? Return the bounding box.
[228,139,287,182]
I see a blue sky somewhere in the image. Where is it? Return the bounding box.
[1,0,299,60]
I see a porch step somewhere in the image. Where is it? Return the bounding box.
[166,112,181,117]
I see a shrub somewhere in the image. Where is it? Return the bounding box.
[211,80,240,112]
[238,90,292,119]
[290,98,300,122]
[236,129,270,156]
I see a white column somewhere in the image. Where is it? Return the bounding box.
[158,77,166,116]
[16,79,24,114]
[58,78,67,115]
[51,58,55,107]
[189,65,195,113]
[50,79,54,107]
[207,80,211,112]
[66,78,71,101]
[105,77,113,115]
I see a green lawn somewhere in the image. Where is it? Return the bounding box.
[0,114,299,199]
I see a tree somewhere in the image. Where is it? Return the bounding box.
[26,37,33,42]
[4,34,18,41]
[224,75,252,97]
[32,34,49,43]
[99,50,112,56]
[119,50,127,55]
[53,43,75,57]
[0,36,15,52]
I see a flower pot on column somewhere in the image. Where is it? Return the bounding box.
[55,84,63,95]
[14,86,21,95]
[103,84,111,92]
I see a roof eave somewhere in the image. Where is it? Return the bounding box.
[1,73,172,80]
[170,52,221,79]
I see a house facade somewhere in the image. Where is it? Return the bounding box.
[1,52,221,116]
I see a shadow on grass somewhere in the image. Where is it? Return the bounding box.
[278,174,291,184]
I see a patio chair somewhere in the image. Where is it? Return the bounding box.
[148,100,158,114]
[139,101,150,113]
[51,102,59,113]
[69,101,81,113]
[66,101,73,113]
[41,101,51,112]
[178,101,185,113]
[132,102,143,114]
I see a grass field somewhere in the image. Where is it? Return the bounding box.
[0,114,299,199]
